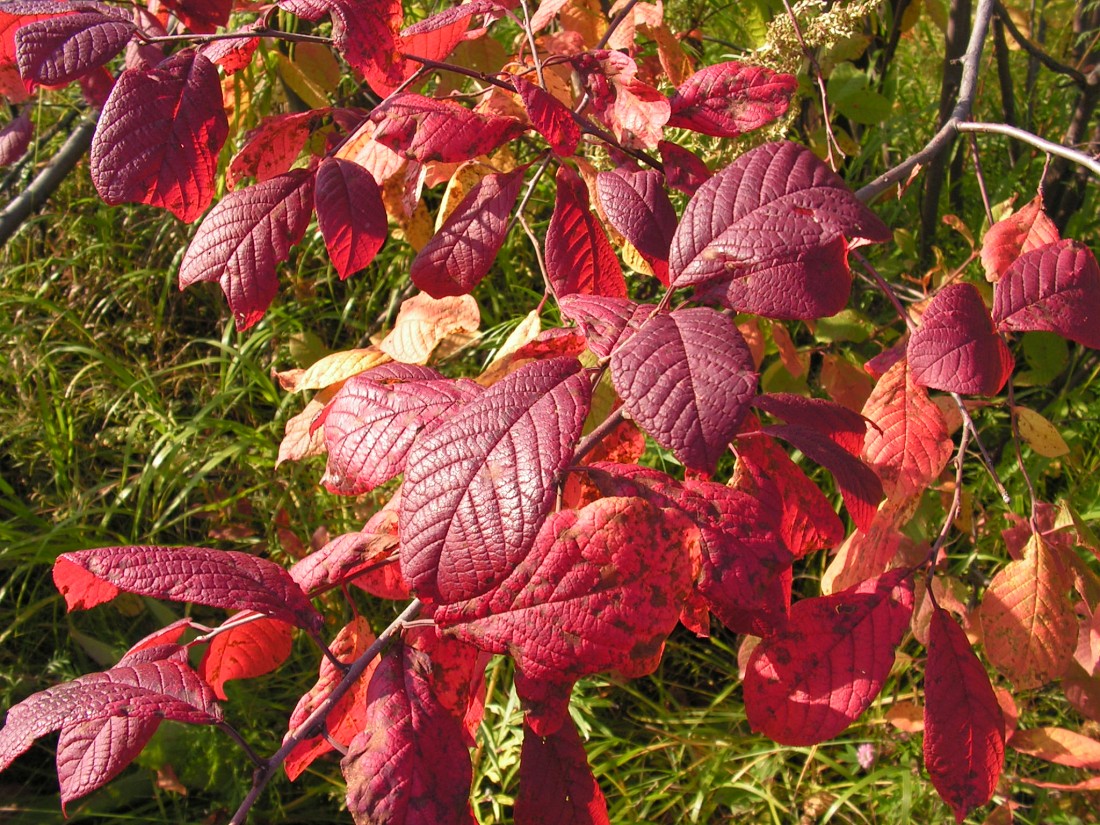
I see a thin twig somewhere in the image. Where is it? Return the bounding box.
[968,134,996,224]
[928,415,974,569]
[1005,381,1039,524]
[951,393,1011,504]
[857,0,997,202]
[228,599,423,825]
[518,0,546,88]
[573,403,625,465]
[956,120,1100,177]
[780,0,841,169]
[596,0,640,49]
[852,250,915,333]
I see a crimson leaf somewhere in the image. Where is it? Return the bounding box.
[733,431,846,558]
[992,239,1100,349]
[610,307,757,473]
[323,376,481,495]
[15,10,133,85]
[0,660,221,777]
[371,93,525,163]
[410,165,527,297]
[178,168,315,330]
[925,607,1005,823]
[331,0,403,95]
[596,167,676,282]
[198,614,294,700]
[90,50,228,222]
[558,294,652,358]
[512,73,581,156]
[341,642,476,825]
[658,139,711,195]
[435,496,694,682]
[316,157,388,280]
[290,504,399,596]
[752,392,868,456]
[53,545,323,631]
[56,715,160,811]
[545,164,626,298]
[0,110,31,166]
[668,60,797,138]
[515,717,610,825]
[761,423,883,531]
[908,283,1014,396]
[160,0,230,33]
[744,568,914,745]
[400,357,591,604]
[669,142,890,318]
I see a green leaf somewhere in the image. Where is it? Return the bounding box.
[827,63,893,125]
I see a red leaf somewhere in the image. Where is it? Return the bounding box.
[992,239,1100,349]
[56,715,160,811]
[371,93,525,163]
[90,50,228,222]
[761,423,883,531]
[410,165,527,297]
[342,642,476,825]
[15,10,132,85]
[670,142,889,318]
[513,73,581,155]
[610,307,757,473]
[924,607,1005,824]
[980,195,1060,282]
[198,32,258,74]
[405,626,491,744]
[596,167,676,282]
[227,111,321,189]
[159,0,231,33]
[323,375,480,494]
[285,615,377,780]
[178,168,315,330]
[668,60,797,138]
[198,614,294,700]
[733,432,845,558]
[908,283,1014,396]
[435,496,695,682]
[558,294,652,357]
[861,357,953,504]
[53,545,322,631]
[545,164,626,298]
[0,110,31,166]
[744,569,914,745]
[400,357,591,603]
[658,139,711,195]
[752,392,868,456]
[330,0,403,95]
[573,49,669,150]
[291,500,399,597]
[515,717,610,825]
[316,157,388,280]
[0,660,221,776]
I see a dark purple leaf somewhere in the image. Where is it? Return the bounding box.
[908,283,1014,396]
[316,157,387,280]
[53,545,323,631]
[371,93,525,163]
[178,169,315,330]
[0,110,31,166]
[558,294,652,358]
[512,73,580,156]
[342,642,477,825]
[992,239,1100,349]
[669,142,889,317]
[323,376,481,495]
[14,10,132,85]
[545,164,626,298]
[596,167,676,279]
[610,307,757,473]
[0,660,221,776]
[400,357,591,604]
[410,166,527,297]
[90,50,228,223]
[762,423,883,531]
[658,139,711,196]
[668,61,797,138]
[752,392,868,456]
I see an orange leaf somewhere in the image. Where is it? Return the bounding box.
[978,533,1076,689]
[1008,726,1100,770]
[379,292,480,365]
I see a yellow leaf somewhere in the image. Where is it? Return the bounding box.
[276,347,390,392]
[380,293,480,365]
[1015,406,1069,457]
